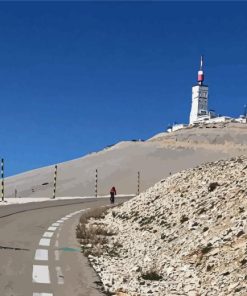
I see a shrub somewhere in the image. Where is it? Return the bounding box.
[208,182,219,192]
[141,270,162,281]
[77,206,117,258]
[180,215,189,223]
[79,207,109,224]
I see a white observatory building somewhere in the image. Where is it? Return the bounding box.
[189,56,211,124]
[167,56,247,133]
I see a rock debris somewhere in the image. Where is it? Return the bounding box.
[84,156,247,295]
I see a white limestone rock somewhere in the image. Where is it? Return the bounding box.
[83,156,247,295]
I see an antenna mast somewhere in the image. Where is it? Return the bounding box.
[198,55,204,85]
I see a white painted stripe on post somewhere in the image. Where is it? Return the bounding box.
[56,266,64,284]
[43,232,54,238]
[34,249,48,261]
[32,265,50,284]
[39,238,51,247]
[48,226,57,231]
[33,293,53,296]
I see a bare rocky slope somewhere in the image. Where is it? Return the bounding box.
[4,122,247,198]
[84,155,247,296]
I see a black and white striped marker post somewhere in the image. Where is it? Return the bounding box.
[137,171,140,196]
[1,158,4,202]
[95,169,98,198]
[53,165,58,199]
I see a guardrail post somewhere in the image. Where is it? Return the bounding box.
[1,158,4,202]
[137,171,140,195]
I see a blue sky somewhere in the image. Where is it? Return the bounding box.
[1,1,247,176]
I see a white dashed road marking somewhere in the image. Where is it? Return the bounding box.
[48,226,57,231]
[33,293,53,296]
[39,238,51,247]
[52,223,60,227]
[32,265,50,284]
[33,207,90,295]
[43,232,54,238]
[35,249,48,261]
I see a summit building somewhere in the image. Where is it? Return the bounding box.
[189,56,210,124]
[167,56,246,133]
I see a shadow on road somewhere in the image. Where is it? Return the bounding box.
[0,245,29,251]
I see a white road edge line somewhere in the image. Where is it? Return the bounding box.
[34,249,48,261]
[32,265,50,284]
[55,250,60,261]
[56,266,64,284]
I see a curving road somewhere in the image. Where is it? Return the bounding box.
[0,197,129,296]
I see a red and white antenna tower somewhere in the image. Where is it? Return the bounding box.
[197,55,204,85]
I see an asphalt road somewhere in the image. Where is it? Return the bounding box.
[0,197,130,296]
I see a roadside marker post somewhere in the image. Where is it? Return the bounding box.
[137,171,140,196]
[1,158,4,202]
[53,165,58,199]
[95,169,98,198]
